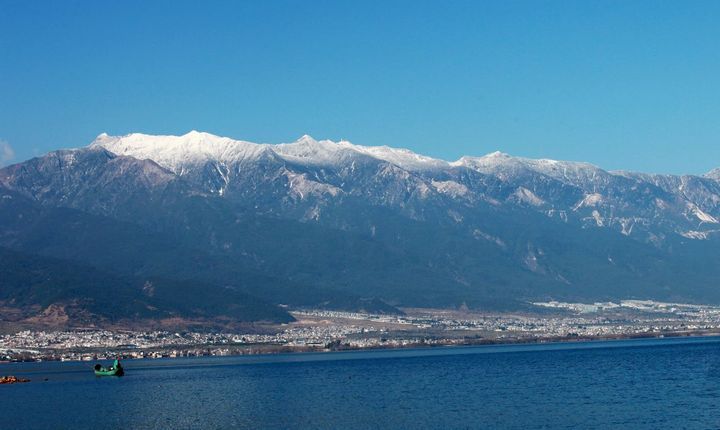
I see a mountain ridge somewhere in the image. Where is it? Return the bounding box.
[89,130,719,177]
[87,131,616,173]
[83,131,720,240]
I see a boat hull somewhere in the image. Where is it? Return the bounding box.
[93,364,124,376]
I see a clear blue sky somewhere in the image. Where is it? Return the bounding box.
[1,0,720,174]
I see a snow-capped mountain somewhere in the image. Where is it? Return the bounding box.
[2,131,720,322]
[92,131,450,172]
[83,131,720,241]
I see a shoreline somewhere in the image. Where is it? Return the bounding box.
[3,328,720,365]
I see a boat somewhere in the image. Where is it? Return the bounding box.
[93,359,124,376]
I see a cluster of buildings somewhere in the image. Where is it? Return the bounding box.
[3,300,720,362]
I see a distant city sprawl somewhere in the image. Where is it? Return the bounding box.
[3,301,720,362]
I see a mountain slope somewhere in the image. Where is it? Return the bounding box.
[0,247,294,327]
[1,131,720,326]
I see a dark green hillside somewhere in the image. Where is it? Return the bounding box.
[0,248,294,324]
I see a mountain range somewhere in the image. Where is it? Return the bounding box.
[1,131,719,327]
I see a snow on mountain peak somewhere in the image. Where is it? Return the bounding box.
[706,168,720,181]
[90,131,266,174]
[89,131,609,181]
[486,151,510,158]
[351,145,449,171]
[91,131,453,172]
[297,134,316,142]
[451,151,508,167]
[454,151,606,185]
[274,135,356,165]
[273,134,450,170]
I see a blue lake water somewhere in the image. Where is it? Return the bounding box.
[3,337,720,429]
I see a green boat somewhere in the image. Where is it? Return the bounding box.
[93,359,124,376]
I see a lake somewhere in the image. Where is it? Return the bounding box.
[2,337,720,429]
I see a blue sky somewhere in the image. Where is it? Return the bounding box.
[1,0,719,174]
